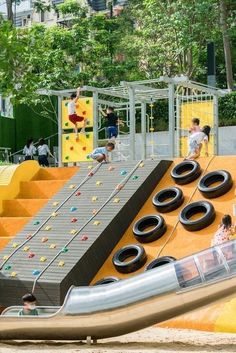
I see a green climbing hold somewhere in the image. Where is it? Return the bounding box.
[65,156,69,160]
[86,133,90,139]
[66,135,69,140]
[4,265,11,270]
[34,221,40,225]
[65,102,68,107]
[62,247,69,253]
[65,122,69,126]
[132,175,139,180]
[86,100,90,104]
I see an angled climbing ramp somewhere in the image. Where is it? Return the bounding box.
[0,160,171,307]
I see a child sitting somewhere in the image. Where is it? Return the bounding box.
[189,118,201,134]
[185,125,210,160]
[211,215,235,246]
[88,142,115,163]
[18,293,38,316]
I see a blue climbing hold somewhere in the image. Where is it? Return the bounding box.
[33,270,41,276]
[70,206,77,212]
[120,170,127,176]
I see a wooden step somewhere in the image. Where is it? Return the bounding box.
[1,199,47,217]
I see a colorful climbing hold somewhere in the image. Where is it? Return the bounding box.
[70,206,77,212]
[3,255,9,260]
[88,172,94,176]
[49,244,57,249]
[34,221,40,226]
[88,165,93,170]
[69,184,76,189]
[53,201,59,206]
[132,175,139,180]
[65,156,69,160]
[82,146,87,151]
[62,247,68,253]
[65,121,69,126]
[82,111,86,115]
[116,184,124,190]
[96,181,102,186]
[66,135,70,140]
[108,166,114,171]
[26,234,32,240]
[120,170,127,176]
[41,237,48,243]
[92,209,98,215]
[81,235,88,241]
[75,191,81,196]
[70,229,77,235]
[70,146,74,151]
[71,217,78,223]
[139,162,144,168]
[58,261,65,267]
[12,243,18,248]
[51,212,58,217]
[149,128,155,132]
[45,226,52,231]
[4,265,11,270]
[28,252,35,258]
[40,256,47,262]
[113,198,120,203]
[92,196,98,202]
[23,246,30,252]
[86,133,90,139]
[10,272,17,277]
[65,102,68,107]
[86,100,90,104]
[33,270,40,276]
[93,221,100,226]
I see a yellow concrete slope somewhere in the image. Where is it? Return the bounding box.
[91,156,236,332]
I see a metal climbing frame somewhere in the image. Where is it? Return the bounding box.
[38,76,227,165]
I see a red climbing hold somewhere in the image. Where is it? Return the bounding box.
[82,146,87,151]
[82,111,86,115]
[70,146,74,151]
[28,252,35,258]
[81,235,88,241]
[88,172,94,177]
[71,218,78,223]
[75,191,81,196]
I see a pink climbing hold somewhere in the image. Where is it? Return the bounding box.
[81,235,88,241]
[41,237,48,243]
[28,252,35,259]
[92,209,97,215]
[116,184,124,190]
[75,191,81,196]
[26,234,32,240]
[71,218,78,223]
[88,172,94,177]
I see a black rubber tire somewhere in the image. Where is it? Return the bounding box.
[179,200,216,231]
[146,256,176,271]
[133,215,167,243]
[112,244,147,274]
[171,160,201,185]
[93,276,119,286]
[152,187,184,213]
[198,170,233,199]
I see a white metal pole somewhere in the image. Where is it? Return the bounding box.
[141,102,147,160]
[57,96,62,167]
[213,95,219,155]
[128,87,136,160]
[176,96,181,157]
[93,91,98,149]
[168,83,175,158]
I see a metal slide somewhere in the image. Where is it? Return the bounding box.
[1,239,236,340]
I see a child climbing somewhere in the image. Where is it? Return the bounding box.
[37,138,55,167]
[23,138,36,161]
[18,293,38,316]
[185,125,211,160]
[189,118,201,134]
[211,214,235,246]
[99,106,124,140]
[88,142,115,163]
[68,87,88,138]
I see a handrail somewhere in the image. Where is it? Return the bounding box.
[0,162,102,271]
[32,160,143,293]
[9,133,58,159]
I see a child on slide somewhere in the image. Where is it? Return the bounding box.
[185,125,210,160]
[68,87,88,139]
[88,142,115,163]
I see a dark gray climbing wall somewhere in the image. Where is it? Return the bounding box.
[0,160,171,307]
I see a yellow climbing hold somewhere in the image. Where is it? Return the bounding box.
[69,184,76,189]
[113,198,120,203]
[40,256,47,262]
[96,181,102,186]
[51,212,58,217]
[149,127,155,132]
[88,165,93,170]
[139,162,144,167]
[3,255,9,260]
[58,261,65,267]
[93,221,100,226]
[52,201,59,207]
[70,229,77,235]
[12,243,18,248]
[45,226,52,231]
[92,196,98,202]
[23,246,30,252]
[50,244,57,249]
[10,272,17,277]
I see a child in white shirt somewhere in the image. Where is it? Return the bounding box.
[185,125,211,160]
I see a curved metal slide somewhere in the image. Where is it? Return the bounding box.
[1,239,236,340]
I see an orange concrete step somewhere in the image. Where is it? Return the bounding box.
[33,167,78,181]
[18,180,66,199]
[1,199,47,217]
[0,217,31,237]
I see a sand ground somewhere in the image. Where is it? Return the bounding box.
[0,327,236,353]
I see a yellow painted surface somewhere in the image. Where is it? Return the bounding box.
[62,132,93,163]
[0,161,40,214]
[62,98,93,130]
[180,101,214,157]
[91,156,236,333]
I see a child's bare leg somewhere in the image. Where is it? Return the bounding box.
[95,154,105,163]
[74,123,78,136]
[80,119,88,133]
